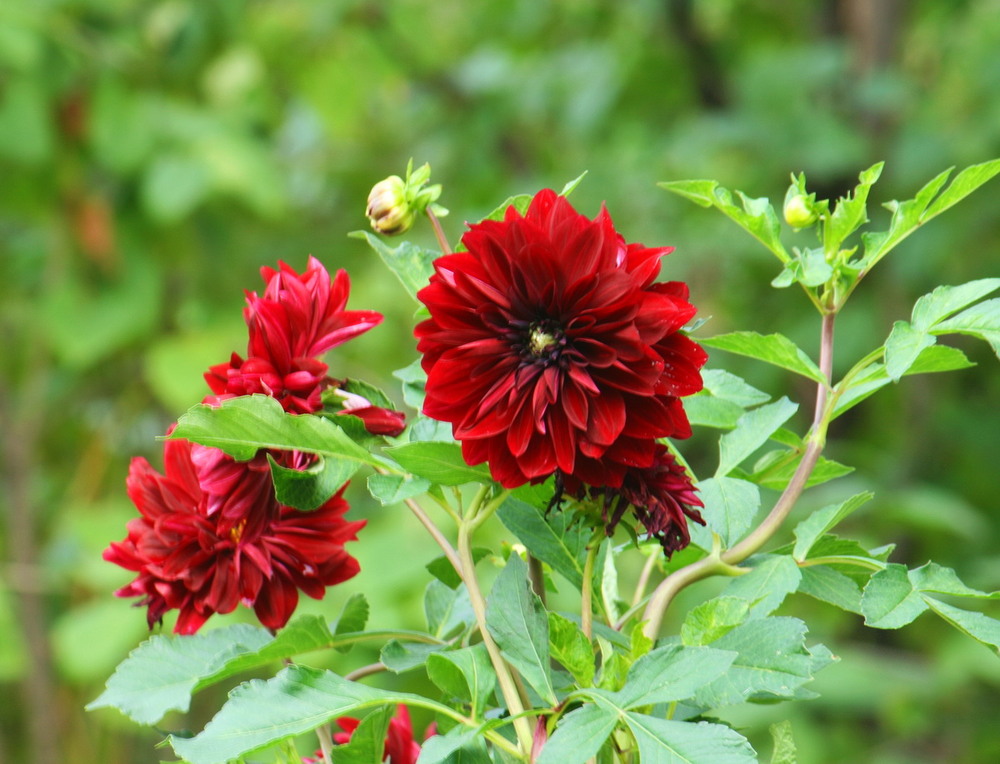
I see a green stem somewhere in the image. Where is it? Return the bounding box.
[581,538,602,640]
[799,555,886,571]
[403,495,462,574]
[427,208,452,254]
[457,508,532,758]
[642,311,837,638]
[316,724,334,763]
[631,549,660,608]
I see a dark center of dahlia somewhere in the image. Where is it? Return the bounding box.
[526,319,564,360]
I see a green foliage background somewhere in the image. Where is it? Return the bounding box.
[1,1,998,762]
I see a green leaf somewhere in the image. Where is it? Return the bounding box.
[792,492,874,560]
[924,158,1000,219]
[721,555,801,618]
[268,454,353,511]
[477,193,533,224]
[366,473,432,505]
[548,612,595,687]
[393,358,427,409]
[681,597,752,647]
[884,321,937,381]
[497,498,589,591]
[769,720,797,764]
[659,180,790,263]
[716,397,798,478]
[933,298,1000,359]
[685,370,772,430]
[832,345,975,418]
[689,477,761,549]
[333,594,369,652]
[168,665,446,764]
[560,171,588,196]
[924,599,1000,653]
[426,644,496,718]
[87,616,363,725]
[425,579,475,640]
[380,640,447,673]
[426,549,489,590]
[485,554,556,705]
[701,369,771,408]
[752,452,854,492]
[535,703,619,764]
[610,645,737,708]
[170,395,381,466]
[418,727,493,764]
[823,162,883,254]
[861,563,932,629]
[142,152,210,223]
[911,278,1000,332]
[622,713,758,764]
[383,442,493,486]
[699,333,825,384]
[327,706,392,764]
[692,616,829,707]
[797,566,863,614]
[350,231,437,300]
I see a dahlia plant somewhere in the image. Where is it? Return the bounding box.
[89,158,1000,764]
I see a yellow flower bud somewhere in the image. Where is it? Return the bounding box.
[366,175,415,235]
[783,193,818,229]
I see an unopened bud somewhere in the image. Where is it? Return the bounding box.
[783,194,818,228]
[366,175,415,235]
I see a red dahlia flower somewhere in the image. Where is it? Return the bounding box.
[570,443,705,555]
[415,189,706,488]
[303,705,424,764]
[104,437,364,634]
[205,257,384,415]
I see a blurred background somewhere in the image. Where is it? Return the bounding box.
[1,0,999,762]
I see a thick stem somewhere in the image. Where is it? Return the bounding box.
[457,518,533,757]
[642,312,837,638]
[316,724,334,763]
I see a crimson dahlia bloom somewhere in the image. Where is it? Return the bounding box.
[415,189,706,488]
[570,443,705,555]
[303,705,424,764]
[206,257,383,415]
[104,437,364,634]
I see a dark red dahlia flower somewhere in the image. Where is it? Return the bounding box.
[104,437,364,634]
[315,705,423,764]
[415,189,706,488]
[570,443,705,556]
[205,257,383,415]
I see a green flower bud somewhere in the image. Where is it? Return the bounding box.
[783,193,818,229]
[366,175,415,235]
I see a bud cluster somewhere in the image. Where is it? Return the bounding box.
[366,159,448,235]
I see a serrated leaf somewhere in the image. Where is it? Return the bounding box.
[681,597,752,646]
[722,555,801,618]
[168,665,446,764]
[684,394,747,429]
[328,706,392,764]
[426,644,496,717]
[622,713,758,764]
[384,442,493,486]
[660,179,790,264]
[535,703,619,764]
[333,594,369,652]
[716,397,798,478]
[366,473,432,505]
[688,477,760,550]
[769,720,797,764]
[693,617,826,707]
[797,566,863,614]
[832,345,975,418]
[350,231,436,299]
[911,279,1000,332]
[548,612,595,687]
[496,498,590,591]
[485,555,555,704]
[924,599,1000,653]
[610,645,737,708]
[477,193,533,224]
[793,492,874,560]
[425,580,475,640]
[923,158,1000,219]
[884,321,937,381]
[700,333,825,384]
[933,298,1000,359]
[170,395,382,466]
[823,162,883,254]
[268,453,354,511]
[752,452,854,492]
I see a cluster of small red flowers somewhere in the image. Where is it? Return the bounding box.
[105,258,402,633]
[416,190,707,554]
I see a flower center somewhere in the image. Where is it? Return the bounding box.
[526,320,564,360]
[230,518,247,544]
